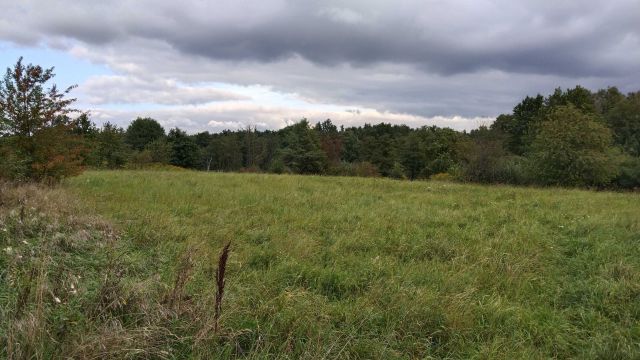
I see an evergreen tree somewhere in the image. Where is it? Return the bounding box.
[279,120,327,174]
[167,128,200,168]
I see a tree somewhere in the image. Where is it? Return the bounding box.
[279,120,327,174]
[357,123,397,176]
[314,119,343,167]
[545,86,596,114]
[125,117,165,151]
[167,128,200,168]
[491,95,545,155]
[341,130,360,163]
[207,132,243,171]
[0,57,85,181]
[146,138,172,164]
[606,92,640,156]
[528,105,618,187]
[93,122,129,169]
[241,125,260,168]
[593,87,625,115]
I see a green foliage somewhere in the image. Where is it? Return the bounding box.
[0,57,85,182]
[491,95,545,154]
[456,127,526,184]
[315,119,343,166]
[146,138,172,164]
[606,92,640,156]
[341,130,360,163]
[0,138,29,181]
[545,85,597,114]
[593,86,625,115]
[91,122,129,169]
[430,172,453,181]
[206,132,243,171]
[279,120,327,174]
[167,128,200,168]
[125,117,165,151]
[28,126,86,182]
[528,105,618,187]
[389,161,407,179]
[398,126,460,179]
[613,155,640,189]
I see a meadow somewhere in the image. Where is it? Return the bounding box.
[3,170,640,358]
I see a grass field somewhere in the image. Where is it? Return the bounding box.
[3,170,640,358]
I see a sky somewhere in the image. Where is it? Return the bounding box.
[0,0,638,133]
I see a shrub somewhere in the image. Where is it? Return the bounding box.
[612,156,640,189]
[528,105,619,187]
[456,134,515,184]
[389,162,407,180]
[430,172,453,181]
[0,140,29,182]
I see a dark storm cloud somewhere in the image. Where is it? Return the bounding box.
[2,0,639,77]
[1,0,639,132]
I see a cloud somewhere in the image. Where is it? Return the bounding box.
[1,0,638,76]
[1,0,638,133]
[89,100,493,134]
[80,75,249,105]
[318,7,366,25]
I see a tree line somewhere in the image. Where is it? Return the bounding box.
[1,58,639,189]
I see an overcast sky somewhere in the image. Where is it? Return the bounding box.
[1,0,638,132]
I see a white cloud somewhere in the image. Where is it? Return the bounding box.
[88,99,493,133]
[80,75,249,105]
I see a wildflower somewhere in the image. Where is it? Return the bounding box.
[3,247,12,254]
[53,296,61,304]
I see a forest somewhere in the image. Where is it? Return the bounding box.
[1,58,639,189]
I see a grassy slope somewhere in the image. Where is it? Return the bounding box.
[66,170,640,359]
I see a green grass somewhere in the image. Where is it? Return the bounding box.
[62,170,640,358]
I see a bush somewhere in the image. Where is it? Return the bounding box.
[430,172,453,181]
[612,156,640,189]
[528,105,618,187]
[128,150,154,167]
[268,157,288,174]
[496,156,528,184]
[0,140,29,182]
[389,162,407,180]
[455,134,525,184]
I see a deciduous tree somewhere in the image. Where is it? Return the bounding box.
[0,57,85,181]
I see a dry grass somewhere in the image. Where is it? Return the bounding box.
[0,181,219,358]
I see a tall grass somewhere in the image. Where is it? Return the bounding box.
[0,182,225,358]
[3,170,639,358]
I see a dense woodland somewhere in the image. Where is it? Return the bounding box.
[1,58,639,189]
